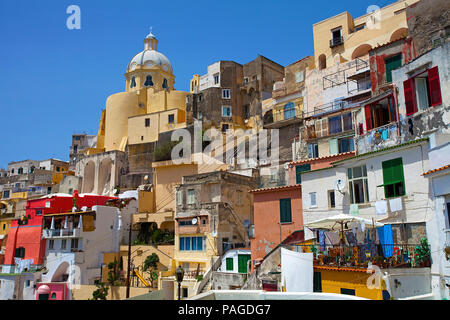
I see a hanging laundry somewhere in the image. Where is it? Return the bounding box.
[345,232,357,245]
[377,225,394,258]
[361,220,365,232]
[375,200,388,215]
[319,230,326,251]
[381,129,389,140]
[389,197,403,212]
[350,204,359,216]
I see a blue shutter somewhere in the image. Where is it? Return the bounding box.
[180,237,185,251]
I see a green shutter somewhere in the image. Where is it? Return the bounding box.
[382,158,405,197]
[226,258,234,271]
[296,164,311,184]
[237,255,251,273]
[385,54,402,83]
[280,198,292,223]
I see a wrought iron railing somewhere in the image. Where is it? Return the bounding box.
[286,243,431,269]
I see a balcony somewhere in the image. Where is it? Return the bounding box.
[289,243,431,269]
[42,227,81,239]
[355,122,400,154]
[330,36,344,48]
[263,105,303,129]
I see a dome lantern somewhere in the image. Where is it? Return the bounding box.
[144,27,158,51]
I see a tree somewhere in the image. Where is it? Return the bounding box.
[90,280,109,300]
[106,259,121,286]
[143,253,160,287]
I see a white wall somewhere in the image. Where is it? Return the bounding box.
[302,141,431,240]
[219,249,251,273]
[199,62,221,91]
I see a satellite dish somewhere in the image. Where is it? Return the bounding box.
[211,230,217,237]
[192,218,198,225]
[334,179,346,193]
[144,175,148,181]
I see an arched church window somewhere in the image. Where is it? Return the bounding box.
[162,78,168,89]
[130,77,136,88]
[18,168,23,175]
[144,75,154,87]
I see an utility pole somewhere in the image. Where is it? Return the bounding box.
[126,223,132,299]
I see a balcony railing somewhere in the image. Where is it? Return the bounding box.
[330,36,344,48]
[288,243,431,269]
[355,122,400,154]
[42,228,81,239]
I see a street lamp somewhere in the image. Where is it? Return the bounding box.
[175,266,184,300]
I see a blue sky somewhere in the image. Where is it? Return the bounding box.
[0,0,391,169]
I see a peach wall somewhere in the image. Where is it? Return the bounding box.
[250,186,302,268]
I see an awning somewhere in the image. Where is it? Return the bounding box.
[361,89,393,107]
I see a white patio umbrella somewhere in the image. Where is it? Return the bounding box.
[305,214,384,231]
[50,217,55,230]
[64,216,68,229]
[305,214,384,248]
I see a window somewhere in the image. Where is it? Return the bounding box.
[221,124,229,133]
[145,118,150,127]
[168,114,175,124]
[342,113,352,131]
[222,89,231,99]
[51,293,57,299]
[61,239,67,250]
[222,106,232,117]
[385,54,402,83]
[283,102,295,120]
[198,94,203,102]
[244,105,250,120]
[309,192,317,207]
[348,165,369,204]
[144,75,154,87]
[338,137,354,153]
[328,116,342,134]
[182,288,188,298]
[279,198,292,223]
[162,78,168,89]
[236,190,242,205]
[74,136,81,141]
[381,158,405,198]
[295,71,304,83]
[176,190,183,205]
[18,168,23,175]
[307,143,319,159]
[404,66,442,116]
[214,73,220,85]
[354,24,365,32]
[296,164,311,184]
[364,95,397,132]
[14,247,25,258]
[179,236,206,251]
[68,188,73,195]
[26,280,31,287]
[36,209,42,216]
[179,220,193,226]
[130,77,136,88]
[49,240,54,250]
[187,189,195,204]
[56,167,60,172]
[330,28,343,47]
[226,258,234,271]
[71,238,79,250]
[328,190,336,208]
[340,288,355,296]
[198,112,203,120]
[3,190,10,199]
[11,169,14,174]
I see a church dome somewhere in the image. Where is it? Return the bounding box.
[127,29,173,74]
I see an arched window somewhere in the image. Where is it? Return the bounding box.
[162,78,168,89]
[29,166,35,174]
[18,167,23,175]
[144,75,154,87]
[319,54,327,70]
[51,292,57,299]
[130,77,136,88]
[284,102,295,120]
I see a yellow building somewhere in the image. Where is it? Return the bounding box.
[98,30,189,152]
[312,0,418,70]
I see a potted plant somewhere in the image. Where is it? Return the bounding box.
[415,238,431,267]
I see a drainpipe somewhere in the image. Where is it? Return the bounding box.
[392,84,401,138]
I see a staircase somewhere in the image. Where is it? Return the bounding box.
[199,277,212,294]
